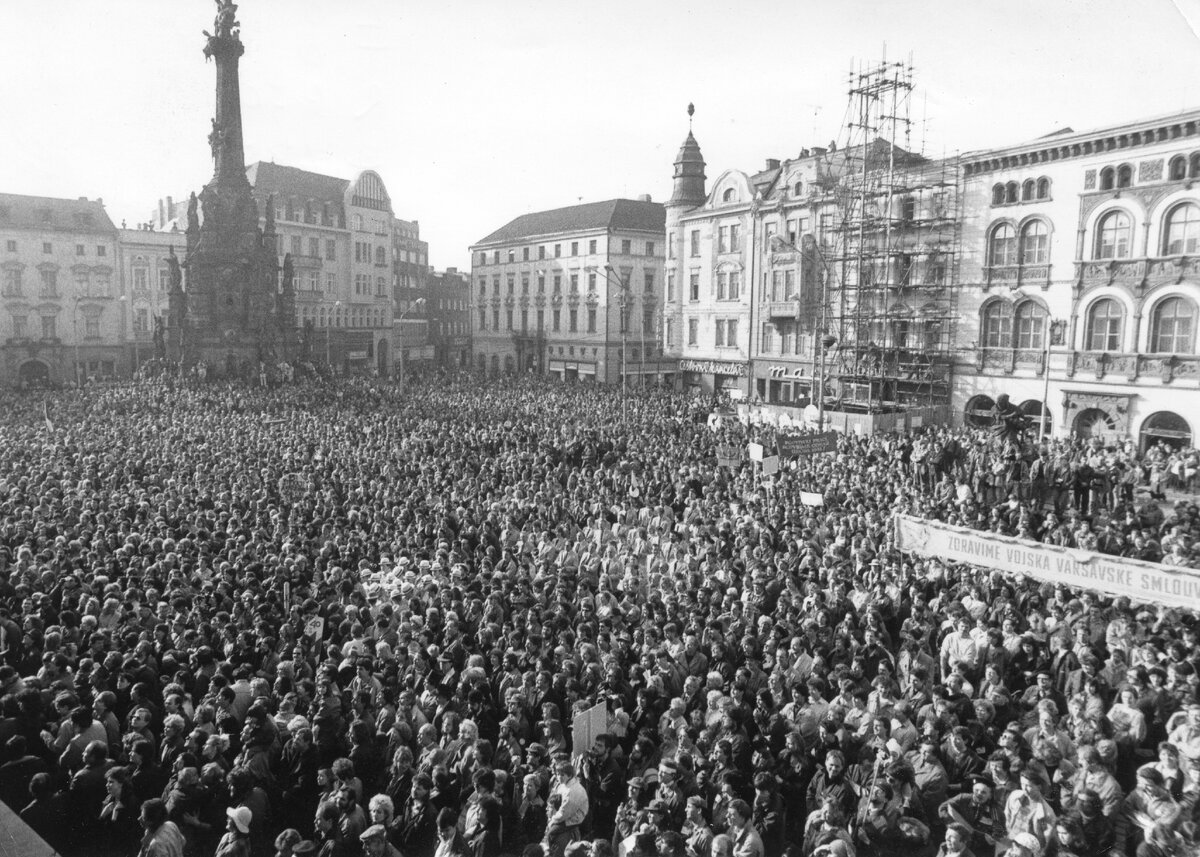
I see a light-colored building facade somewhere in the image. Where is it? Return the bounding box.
[956,109,1200,449]
[665,121,960,422]
[470,199,669,384]
[117,226,185,372]
[245,162,395,374]
[0,194,120,387]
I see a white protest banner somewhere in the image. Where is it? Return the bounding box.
[716,445,742,469]
[761,455,780,477]
[800,491,825,506]
[894,514,1200,609]
[747,442,764,462]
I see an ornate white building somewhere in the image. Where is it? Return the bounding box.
[957,108,1200,448]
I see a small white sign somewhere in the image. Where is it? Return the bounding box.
[748,442,764,461]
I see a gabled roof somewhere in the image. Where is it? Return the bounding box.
[245,161,349,203]
[475,199,665,246]
[0,193,115,233]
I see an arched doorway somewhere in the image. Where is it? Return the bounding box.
[489,355,500,374]
[376,338,389,376]
[964,394,995,428]
[1073,407,1117,439]
[1140,411,1193,452]
[1020,399,1051,434]
[503,355,516,374]
[18,360,50,388]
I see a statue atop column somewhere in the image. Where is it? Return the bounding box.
[214,0,239,40]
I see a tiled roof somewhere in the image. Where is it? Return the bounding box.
[0,193,115,233]
[475,199,665,246]
[245,162,349,203]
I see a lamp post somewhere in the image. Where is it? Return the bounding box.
[72,296,82,387]
[398,296,426,395]
[325,300,341,367]
[817,331,837,431]
[587,264,630,424]
[1040,318,1066,440]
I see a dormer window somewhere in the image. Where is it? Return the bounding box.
[722,188,735,203]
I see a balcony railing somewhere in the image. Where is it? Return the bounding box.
[984,263,1052,290]
[766,299,801,319]
[975,347,1200,385]
[1074,255,1196,293]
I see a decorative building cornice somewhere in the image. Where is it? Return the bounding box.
[963,112,1200,177]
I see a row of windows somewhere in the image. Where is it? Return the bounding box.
[3,269,112,298]
[479,306,598,335]
[352,273,389,297]
[682,318,740,348]
[987,221,1049,266]
[479,239,655,266]
[981,296,1195,353]
[8,315,59,339]
[986,201,1200,266]
[991,177,1052,206]
[285,235,338,261]
[429,321,469,337]
[1093,203,1199,259]
[352,240,385,265]
[298,306,388,328]
[476,271,656,298]
[4,239,108,257]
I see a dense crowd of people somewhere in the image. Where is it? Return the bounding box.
[0,374,1199,857]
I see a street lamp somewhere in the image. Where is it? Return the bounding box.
[326,300,341,367]
[586,264,631,424]
[817,331,838,431]
[72,296,83,387]
[398,297,426,395]
[1040,318,1066,440]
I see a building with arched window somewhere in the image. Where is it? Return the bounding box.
[0,193,120,387]
[150,163,433,376]
[958,108,1200,447]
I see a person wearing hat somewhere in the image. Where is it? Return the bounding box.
[1007,832,1043,857]
[614,776,649,845]
[217,806,253,857]
[361,823,401,857]
[939,772,1000,852]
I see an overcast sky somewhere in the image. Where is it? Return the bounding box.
[4,0,1200,270]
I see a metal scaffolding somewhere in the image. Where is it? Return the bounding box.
[816,57,961,415]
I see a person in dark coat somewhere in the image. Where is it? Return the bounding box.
[398,772,439,857]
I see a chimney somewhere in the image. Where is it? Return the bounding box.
[166,196,174,220]
[765,159,780,170]
[637,194,652,202]
[78,196,88,202]
[158,199,165,226]
[811,146,827,157]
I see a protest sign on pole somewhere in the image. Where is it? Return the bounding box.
[761,455,780,477]
[716,445,742,469]
[747,442,764,462]
[776,431,838,459]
